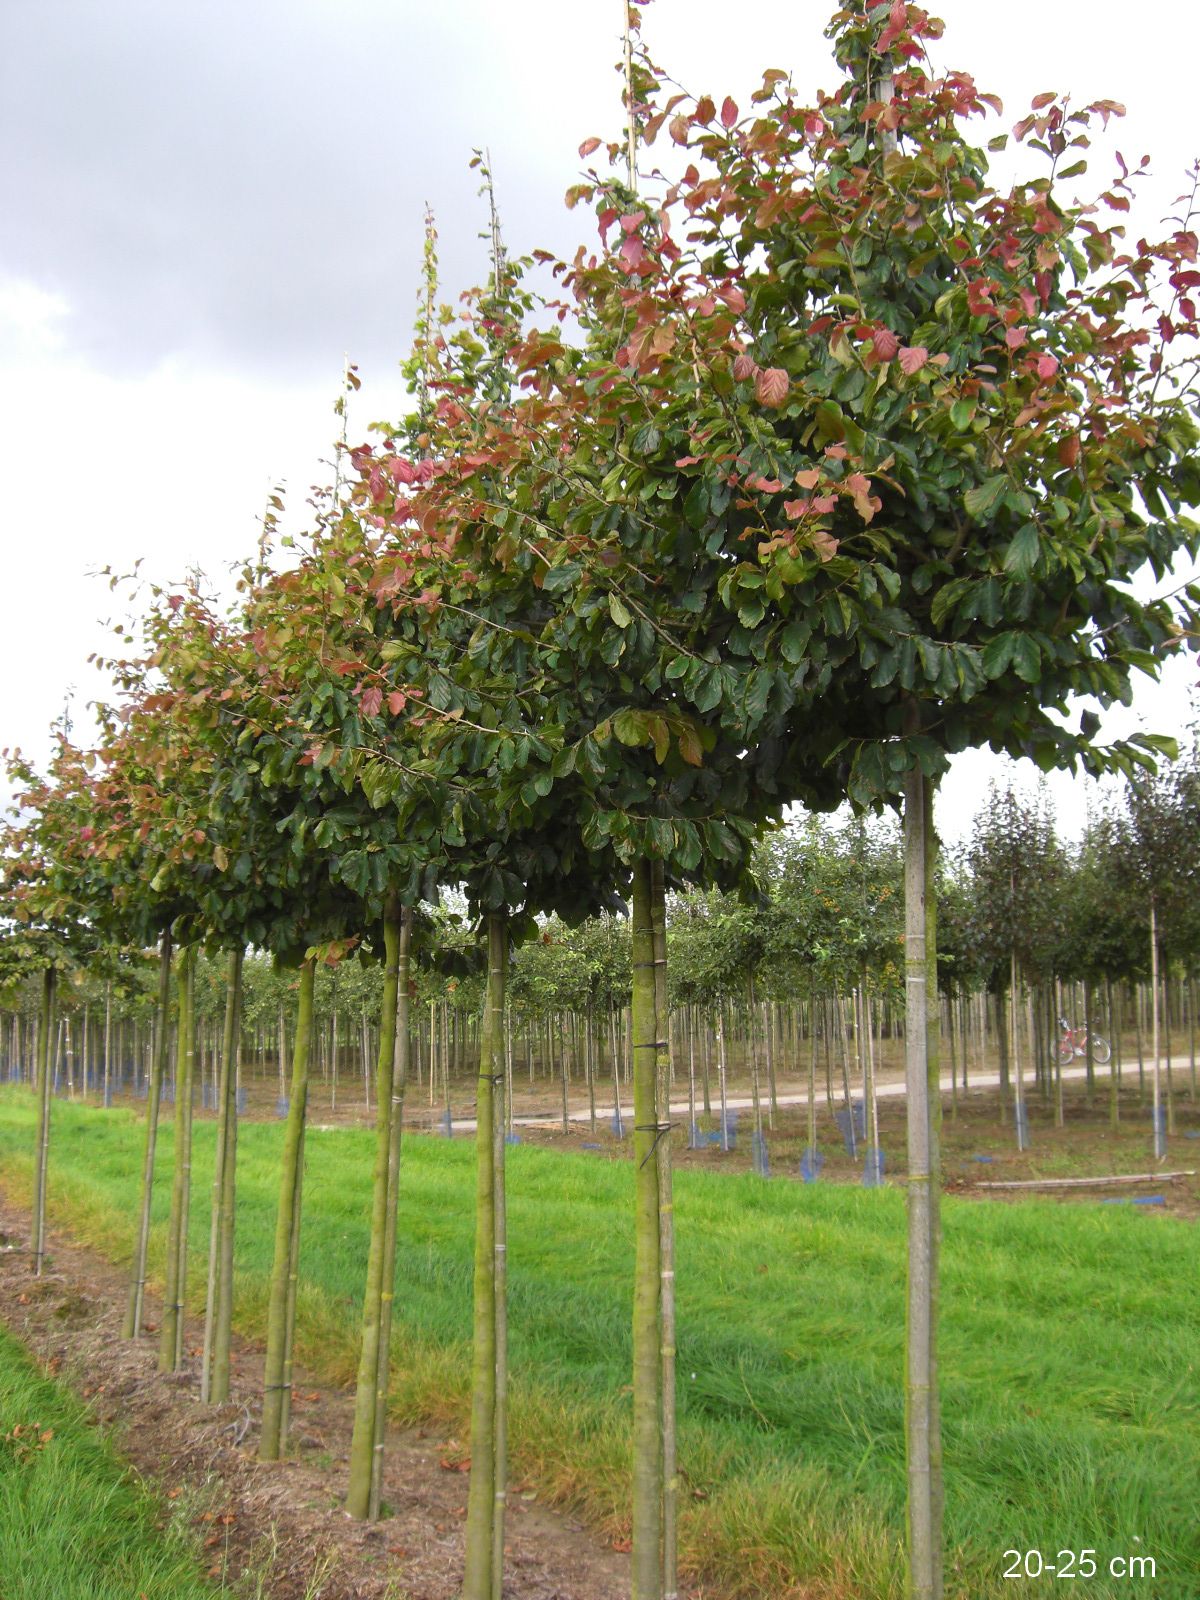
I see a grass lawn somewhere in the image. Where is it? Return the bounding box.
[0,1089,1196,1599]
[0,1319,216,1600]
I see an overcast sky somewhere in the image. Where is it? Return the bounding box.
[2,0,1196,846]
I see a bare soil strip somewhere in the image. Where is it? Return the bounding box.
[0,1190,630,1600]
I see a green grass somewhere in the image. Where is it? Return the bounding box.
[1,1090,1197,1599]
[0,1320,217,1600]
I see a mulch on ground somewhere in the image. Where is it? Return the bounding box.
[0,1191,630,1600]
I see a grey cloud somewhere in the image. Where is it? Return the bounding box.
[2,0,614,380]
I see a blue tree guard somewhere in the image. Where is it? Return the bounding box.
[611,1107,626,1139]
[505,1130,521,1145]
[276,1095,289,1118]
[103,1084,113,1107]
[1014,1102,1030,1150]
[719,1108,739,1150]
[835,1100,865,1156]
[751,1129,770,1177]
[861,1146,886,1188]
[1151,1104,1167,1158]
[687,1121,703,1150]
[236,1085,248,1116]
[800,1146,824,1183]
[441,1106,454,1138]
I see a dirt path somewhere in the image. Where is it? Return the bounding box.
[0,1191,630,1600]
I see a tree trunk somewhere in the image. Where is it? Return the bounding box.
[651,864,678,1600]
[261,958,315,1459]
[201,947,243,1404]
[125,928,174,1339]
[346,902,403,1518]
[903,766,942,1600]
[369,908,413,1520]
[464,914,508,1599]
[160,946,197,1371]
[1150,903,1164,1161]
[631,858,663,1600]
[31,966,57,1276]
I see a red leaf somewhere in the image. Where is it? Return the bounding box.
[794,468,822,490]
[1036,353,1060,380]
[732,352,758,381]
[619,235,647,272]
[675,455,702,468]
[695,96,715,124]
[669,115,690,146]
[1057,434,1080,468]
[1031,92,1057,110]
[898,345,928,375]
[872,327,900,362]
[1005,326,1028,350]
[721,96,738,128]
[755,367,790,408]
[811,529,840,561]
[967,279,995,316]
[360,685,383,718]
[387,690,408,715]
[578,137,601,158]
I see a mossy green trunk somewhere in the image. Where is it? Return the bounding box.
[631,858,662,1600]
[125,928,173,1339]
[346,902,402,1518]
[260,957,315,1460]
[160,946,197,1371]
[464,913,508,1600]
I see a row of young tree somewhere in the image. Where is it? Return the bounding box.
[5,762,1196,1127]
[2,5,1198,1597]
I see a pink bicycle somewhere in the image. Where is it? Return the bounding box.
[1054,1015,1111,1066]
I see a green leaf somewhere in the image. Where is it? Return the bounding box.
[542,561,582,594]
[613,708,647,746]
[963,476,1007,521]
[1003,522,1040,577]
[608,593,632,629]
[1011,634,1041,683]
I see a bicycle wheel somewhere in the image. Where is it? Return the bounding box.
[1089,1034,1112,1065]
[1056,1036,1074,1065]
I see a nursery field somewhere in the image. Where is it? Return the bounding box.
[0,1319,216,1600]
[0,1091,1196,1599]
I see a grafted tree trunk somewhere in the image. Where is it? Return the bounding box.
[125,927,173,1338]
[261,957,315,1459]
